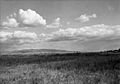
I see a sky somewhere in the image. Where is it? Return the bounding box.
[0,0,120,52]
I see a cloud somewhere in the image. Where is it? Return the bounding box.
[47,28,86,42]
[0,31,13,42]
[46,17,62,28]
[1,24,120,44]
[0,31,41,51]
[0,24,120,51]
[1,9,46,28]
[0,31,39,44]
[19,9,46,26]
[13,31,38,39]
[2,17,19,28]
[47,24,120,42]
[75,14,97,22]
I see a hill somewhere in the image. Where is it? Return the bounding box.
[100,48,120,54]
[0,48,120,84]
[1,49,73,55]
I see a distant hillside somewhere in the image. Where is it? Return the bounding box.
[3,49,73,55]
[101,48,120,53]
[1,48,120,55]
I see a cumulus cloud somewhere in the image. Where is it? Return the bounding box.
[2,17,19,28]
[0,31,39,44]
[1,24,120,43]
[47,24,120,42]
[0,31,42,51]
[19,9,46,26]
[1,9,46,28]
[75,14,97,22]
[46,17,62,28]
[0,31,13,42]
[13,31,37,39]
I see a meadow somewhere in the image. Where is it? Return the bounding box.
[0,51,120,84]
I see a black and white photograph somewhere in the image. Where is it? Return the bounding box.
[0,0,120,84]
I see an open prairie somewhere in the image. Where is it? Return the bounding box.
[1,0,120,84]
[0,51,120,84]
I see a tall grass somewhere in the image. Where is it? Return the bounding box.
[0,53,120,84]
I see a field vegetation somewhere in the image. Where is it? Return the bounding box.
[0,49,120,84]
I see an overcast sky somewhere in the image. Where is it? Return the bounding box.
[0,0,120,52]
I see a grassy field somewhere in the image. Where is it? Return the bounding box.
[0,52,120,84]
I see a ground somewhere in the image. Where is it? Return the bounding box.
[0,52,120,84]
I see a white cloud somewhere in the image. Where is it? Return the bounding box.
[39,33,48,41]
[46,17,62,28]
[0,31,39,44]
[13,31,39,44]
[13,31,38,39]
[1,24,120,43]
[19,9,46,26]
[1,9,46,28]
[0,31,13,42]
[75,14,97,22]
[2,17,19,28]
[0,31,40,51]
[47,24,120,42]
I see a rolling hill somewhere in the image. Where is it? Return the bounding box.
[1,49,73,55]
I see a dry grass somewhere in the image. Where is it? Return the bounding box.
[0,63,119,84]
[0,53,120,84]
